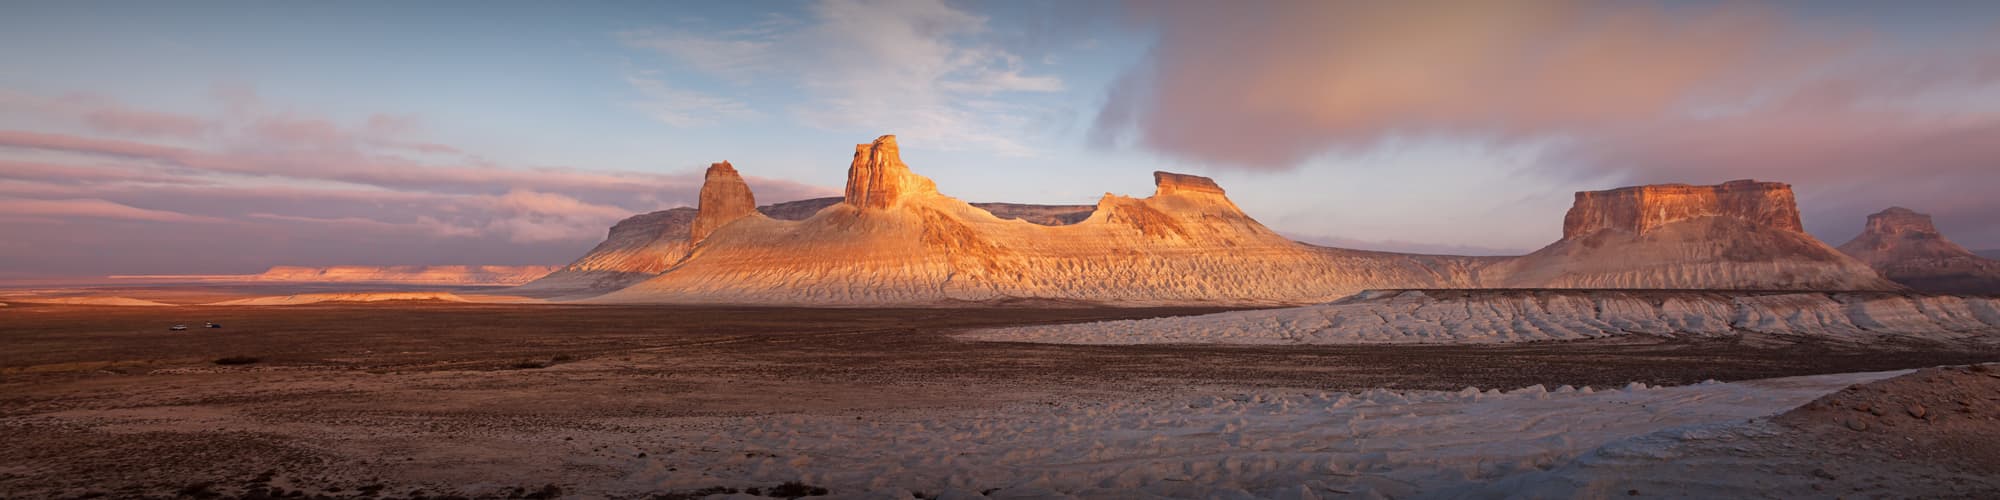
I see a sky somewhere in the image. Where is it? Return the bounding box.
[2,0,1997,277]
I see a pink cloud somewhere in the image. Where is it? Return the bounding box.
[1094,1,2000,247]
[0,90,215,139]
[80,106,213,139]
[1096,0,1853,169]
[0,197,219,223]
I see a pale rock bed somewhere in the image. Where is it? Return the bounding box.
[574,371,1904,498]
[962,290,2000,347]
[205,291,544,306]
[1,295,177,307]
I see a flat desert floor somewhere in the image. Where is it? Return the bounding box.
[3,303,1998,498]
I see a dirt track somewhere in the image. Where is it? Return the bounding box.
[3,303,1997,498]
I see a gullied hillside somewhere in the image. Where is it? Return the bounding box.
[1838,207,2000,293]
[1488,180,1898,290]
[589,135,1488,306]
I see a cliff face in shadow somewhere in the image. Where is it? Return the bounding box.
[1839,207,2000,294]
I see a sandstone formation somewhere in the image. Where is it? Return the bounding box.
[1562,180,1804,238]
[540,136,1903,306]
[249,265,555,286]
[844,135,936,210]
[963,289,2000,346]
[1837,207,2000,293]
[516,184,1096,296]
[1490,180,1897,290]
[588,135,1490,306]
[689,161,757,243]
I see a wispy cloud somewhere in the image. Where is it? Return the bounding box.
[617,0,1066,156]
[0,197,221,223]
[622,72,759,127]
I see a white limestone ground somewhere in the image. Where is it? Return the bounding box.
[205,291,544,306]
[961,290,2000,347]
[579,370,1904,498]
[1,295,176,307]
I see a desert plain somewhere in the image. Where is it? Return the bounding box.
[4,282,2000,499]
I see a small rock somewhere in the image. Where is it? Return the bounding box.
[1846,419,1870,431]
[1907,404,1927,419]
[1868,406,1886,416]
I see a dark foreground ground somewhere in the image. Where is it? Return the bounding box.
[2,303,1996,498]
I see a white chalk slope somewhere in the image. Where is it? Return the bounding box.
[597,371,1906,498]
[962,290,2000,346]
[208,292,543,306]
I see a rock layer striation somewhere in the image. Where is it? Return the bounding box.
[1562,180,1803,238]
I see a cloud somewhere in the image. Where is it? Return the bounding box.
[0,197,219,223]
[476,190,637,243]
[0,90,215,140]
[619,0,1065,156]
[1095,0,2000,246]
[1095,0,1860,169]
[0,87,840,275]
[623,72,759,127]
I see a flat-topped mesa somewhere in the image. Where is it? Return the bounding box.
[1561,179,1803,239]
[1152,171,1226,197]
[1837,206,2000,293]
[690,161,757,243]
[1840,206,1978,262]
[1860,207,1948,240]
[844,135,937,209]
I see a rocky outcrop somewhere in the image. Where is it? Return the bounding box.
[510,208,702,295]
[1838,207,2000,294]
[1493,180,1896,290]
[1562,180,1803,238]
[844,135,937,210]
[689,161,757,243]
[590,136,1491,306]
[249,265,556,286]
[1152,171,1226,197]
[519,186,1104,298]
[550,137,1907,306]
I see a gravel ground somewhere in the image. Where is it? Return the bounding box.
[2,302,1996,498]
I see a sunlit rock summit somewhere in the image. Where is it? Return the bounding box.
[1838,207,2000,293]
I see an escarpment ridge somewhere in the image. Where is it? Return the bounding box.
[535,135,1903,305]
[1839,207,2000,294]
